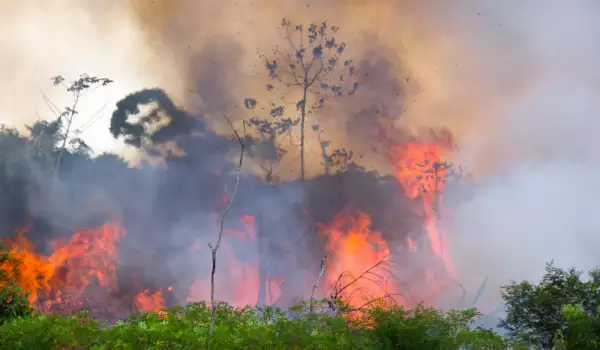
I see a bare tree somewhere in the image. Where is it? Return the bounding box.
[50,74,113,177]
[245,19,358,180]
[207,116,245,345]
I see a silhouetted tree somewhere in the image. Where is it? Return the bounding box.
[110,88,206,153]
[50,74,112,177]
[245,19,358,180]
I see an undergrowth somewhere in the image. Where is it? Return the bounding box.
[0,246,524,349]
[0,301,523,349]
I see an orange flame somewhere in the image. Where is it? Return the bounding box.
[318,208,401,309]
[2,222,125,305]
[388,141,456,277]
[187,215,282,307]
[134,289,166,312]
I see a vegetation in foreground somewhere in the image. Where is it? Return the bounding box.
[0,302,515,349]
[3,247,600,349]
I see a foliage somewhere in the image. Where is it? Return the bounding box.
[500,262,600,348]
[553,304,600,349]
[110,88,202,150]
[0,300,518,349]
[0,239,522,349]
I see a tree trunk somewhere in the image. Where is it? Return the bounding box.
[300,81,308,181]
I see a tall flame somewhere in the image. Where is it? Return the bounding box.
[388,141,456,278]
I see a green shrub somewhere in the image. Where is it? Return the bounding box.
[0,300,518,349]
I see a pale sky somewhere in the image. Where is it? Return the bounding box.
[0,1,164,156]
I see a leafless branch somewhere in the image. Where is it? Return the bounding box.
[208,115,246,346]
[309,249,331,312]
[328,257,403,314]
[348,292,405,312]
[334,257,390,297]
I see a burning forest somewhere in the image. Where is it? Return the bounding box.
[0,118,462,319]
[4,0,600,347]
[0,18,476,321]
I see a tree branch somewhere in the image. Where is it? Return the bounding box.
[54,90,81,178]
[208,115,245,346]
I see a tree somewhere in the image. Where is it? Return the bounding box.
[245,19,358,180]
[554,304,600,349]
[27,119,63,167]
[110,88,205,154]
[500,262,600,348]
[50,74,112,177]
[244,116,287,184]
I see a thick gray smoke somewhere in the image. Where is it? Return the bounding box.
[446,1,600,314]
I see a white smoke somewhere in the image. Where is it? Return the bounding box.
[447,0,600,311]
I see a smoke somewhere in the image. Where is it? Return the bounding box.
[443,0,600,314]
[4,0,600,322]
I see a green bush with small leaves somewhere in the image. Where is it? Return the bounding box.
[0,247,522,349]
[0,301,517,349]
[9,247,600,349]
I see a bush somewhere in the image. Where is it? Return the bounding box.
[0,251,519,349]
[0,300,518,349]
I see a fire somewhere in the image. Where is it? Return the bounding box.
[2,222,125,306]
[187,214,282,307]
[0,137,460,316]
[134,289,166,312]
[388,140,456,277]
[318,208,401,309]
